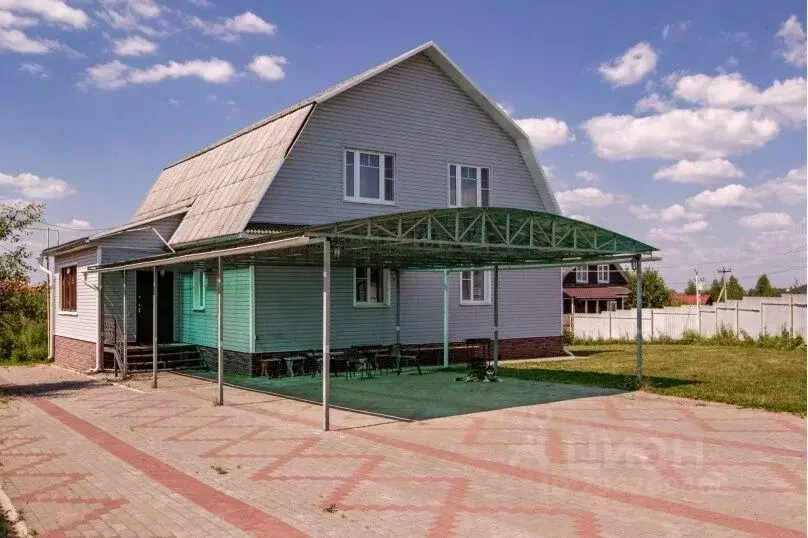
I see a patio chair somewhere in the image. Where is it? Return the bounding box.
[352,347,375,379]
[392,344,421,375]
[374,346,397,374]
[463,338,491,381]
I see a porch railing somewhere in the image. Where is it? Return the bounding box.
[102,296,126,377]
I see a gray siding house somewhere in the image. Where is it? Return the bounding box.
[43,42,569,374]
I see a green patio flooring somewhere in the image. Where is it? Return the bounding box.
[177,366,623,421]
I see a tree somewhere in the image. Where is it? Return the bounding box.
[684,280,697,295]
[752,273,779,297]
[707,278,722,302]
[0,202,44,282]
[725,275,744,300]
[627,269,670,308]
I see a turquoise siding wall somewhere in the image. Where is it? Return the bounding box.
[177,266,252,353]
[254,266,398,352]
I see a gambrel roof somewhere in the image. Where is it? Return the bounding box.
[131,41,560,248]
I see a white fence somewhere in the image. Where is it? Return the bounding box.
[572,295,807,341]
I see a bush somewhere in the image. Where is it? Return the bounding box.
[572,325,805,350]
[562,327,574,345]
[0,280,49,364]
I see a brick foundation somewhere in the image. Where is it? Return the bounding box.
[198,335,564,376]
[54,336,96,372]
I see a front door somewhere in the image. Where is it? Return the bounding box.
[136,270,174,344]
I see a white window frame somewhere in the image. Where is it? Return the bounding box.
[192,269,206,311]
[460,270,491,305]
[575,266,588,284]
[597,264,609,284]
[447,163,491,208]
[343,149,396,205]
[58,264,78,316]
[352,267,391,307]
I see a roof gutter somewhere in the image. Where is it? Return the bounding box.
[87,235,317,273]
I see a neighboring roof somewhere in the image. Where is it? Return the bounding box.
[89,207,189,241]
[88,207,657,273]
[669,293,712,305]
[41,235,93,256]
[127,41,560,249]
[564,286,629,300]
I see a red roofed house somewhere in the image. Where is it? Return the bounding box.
[669,293,713,306]
[563,264,629,314]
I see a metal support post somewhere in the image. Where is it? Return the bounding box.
[443,269,449,368]
[635,256,643,384]
[122,270,128,377]
[395,270,401,345]
[216,258,224,406]
[492,265,499,375]
[322,240,331,431]
[152,266,158,389]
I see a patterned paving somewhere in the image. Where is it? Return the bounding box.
[0,365,804,537]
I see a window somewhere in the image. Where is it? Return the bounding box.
[597,264,609,284]
[575,266,588,283]
[192,269,206,311]
[354,267,390,306]
[461,270,490,305]
[344,149,395,204]
[60,265,77,312]
[448,164,491,207]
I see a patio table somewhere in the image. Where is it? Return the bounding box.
[283,356,307,377]
[259,358,282,379]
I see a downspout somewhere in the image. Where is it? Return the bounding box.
[37,263,54,360]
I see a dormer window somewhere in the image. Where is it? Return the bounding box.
[344,149,395,204]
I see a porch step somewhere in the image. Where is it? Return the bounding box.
[103,345,205,372]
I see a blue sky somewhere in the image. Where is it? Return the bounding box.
[0,0,805,290]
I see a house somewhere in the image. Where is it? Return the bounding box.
[669,293,713,306]
[41,42,654,376]
[563,264,629,314]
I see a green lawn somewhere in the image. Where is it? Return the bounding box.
[501,344,806,414]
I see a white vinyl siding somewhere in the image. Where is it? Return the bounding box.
[252,52,545,224]
[344,149,395,204]
[54,248,98,342]
[575,266,588,283]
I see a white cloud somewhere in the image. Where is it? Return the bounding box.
[582,108,779,160]
[81,58,236,90]
[541,164,555,180]
[495,101,514,116]
[739,212,794,230]
[629,204,657,220]
[716,55,739,73]
[0,28,57,53]
[97,0,168,36]
[113,35,157,56]
[776,15,806,67]
[556,187,629,213]
[18,62,49,78]
[575,170,599,183]
[686,184,760,210]
[0,0,90,29]
[662,21,692,39]
[672,72,806,124]
[659,203,705,222]
[56,218,92,230]
[0,10,37,27]
[187,0,214,7]
[0,171,76,198]
[598,42,657,87]
[634,92,672,114]
[189,11,276,42]
[649,220,708,243]
[248,54,287,81]
[514,117,574,151]
[567,214,593,223]
[653,159,744,183]
[755,165,807,205]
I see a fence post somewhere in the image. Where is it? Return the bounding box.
[760,301,765,337]
[714,304,718,335]
[734,301,739,336]
[789,295,794,337]
[650,309,654,341]
[608,309,612,339]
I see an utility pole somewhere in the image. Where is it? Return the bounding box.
[716,266,732,303]
[694,268,703,334]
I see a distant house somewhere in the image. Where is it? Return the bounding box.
[669,293,712,306]
[563,264,629,314]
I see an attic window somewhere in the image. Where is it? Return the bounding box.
[344,149,395,205]
[597,264,609,283]
[575,266,588,284]
[448,164,490,208]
